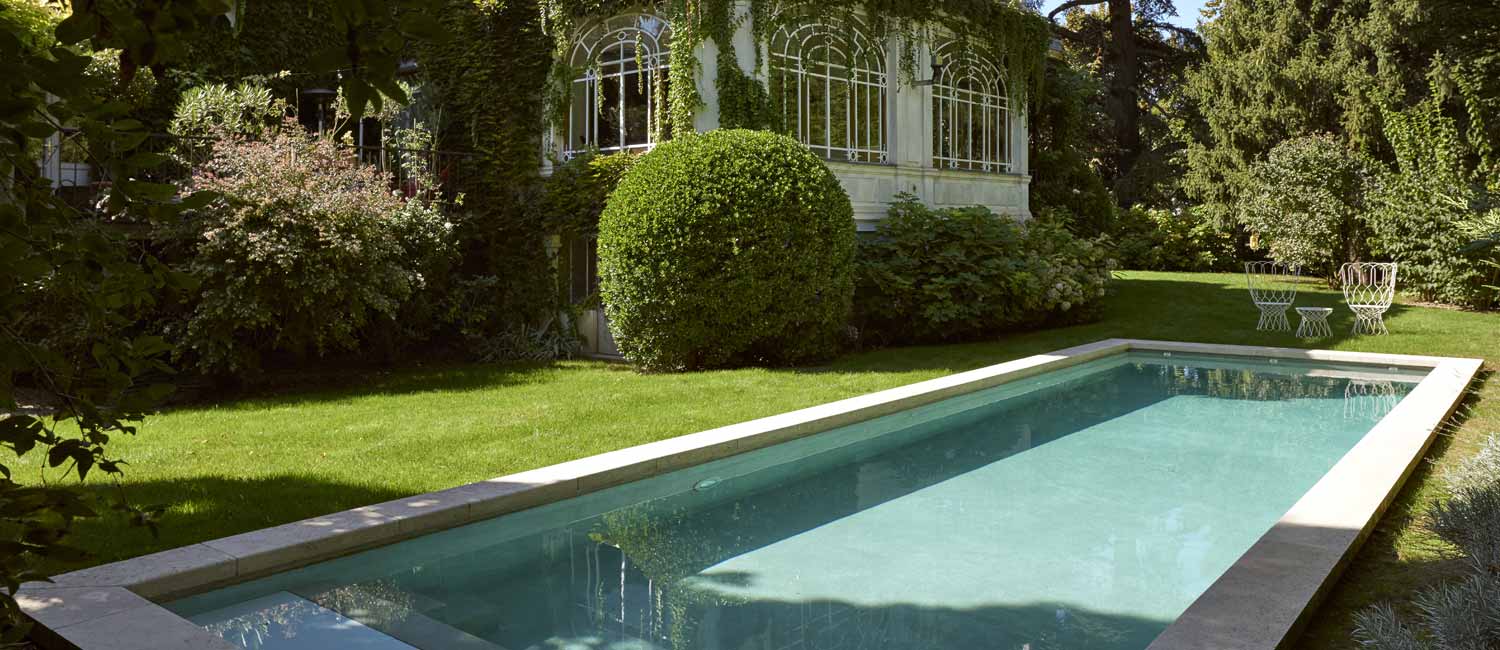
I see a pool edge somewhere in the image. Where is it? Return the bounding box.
[15,339,1482,650]
[1141,346,1482,650]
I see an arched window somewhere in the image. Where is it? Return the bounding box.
[566,14,671,158]
[932,41,1010,173]
[769,14,888,163]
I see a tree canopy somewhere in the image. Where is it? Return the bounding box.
[1180,0,1429,223]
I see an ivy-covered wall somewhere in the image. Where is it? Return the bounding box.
[537,0,1050,147]
[409,0,1047,323]
[184,0,1050,330]
[419,0,557,327]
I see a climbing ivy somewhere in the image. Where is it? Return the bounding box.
[392,0,1045,328]
[537,0,1049,149]
[417,0,559,331]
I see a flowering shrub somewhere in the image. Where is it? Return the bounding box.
[176,130,453,373]
[1024,219,1118,322]
[1239,134,1377,277]
[856,195,1115,344]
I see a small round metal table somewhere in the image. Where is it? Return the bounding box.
[1295,307,1333,338]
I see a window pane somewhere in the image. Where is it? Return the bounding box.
[570,80,591,151]
[623,71,650,147]
[769,17,886,164]
[565,15,671,156]
[598,71,621,150]
[931,46,1008,172]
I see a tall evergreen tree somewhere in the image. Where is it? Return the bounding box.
[1046,0,1203,207]
[1180,0,1428,223]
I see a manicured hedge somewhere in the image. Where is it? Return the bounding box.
[597,129,856,370]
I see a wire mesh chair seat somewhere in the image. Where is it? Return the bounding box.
[1340,262,1397,335]
[1245,262,1299,331]
[1295,307,1334,338]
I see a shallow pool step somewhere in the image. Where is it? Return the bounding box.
[302,587,510,650]
[187,591,420,650]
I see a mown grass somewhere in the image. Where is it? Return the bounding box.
[24,271,1499,647]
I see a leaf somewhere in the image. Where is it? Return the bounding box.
[179,190,220,210]
[120,180,179,202]
[54,12,99,45]
[46,440,85,468]
[342,80,371,121]
[0,416,45,457]
[125,152,172,170]
[370,77,408,106]
[17,120,56,139]
[400,13,448,41]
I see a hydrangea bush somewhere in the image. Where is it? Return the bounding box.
[855,194,1115,344]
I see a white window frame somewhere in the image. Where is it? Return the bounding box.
[931,41,1011,173]
[769,13,889,164]
[565,13,672,159]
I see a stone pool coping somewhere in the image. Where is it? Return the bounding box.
[14,339,1482,650]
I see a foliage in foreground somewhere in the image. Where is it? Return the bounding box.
[855,195,1115,345]
[598,129,856,371]
[1352,433,1500,649]
[0,0,444,637]
[1,6,212,640]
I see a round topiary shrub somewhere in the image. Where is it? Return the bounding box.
[598,129,856,371]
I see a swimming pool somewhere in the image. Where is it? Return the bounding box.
[160,349,1431,650]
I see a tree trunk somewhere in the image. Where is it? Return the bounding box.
[1107,0,1142,206]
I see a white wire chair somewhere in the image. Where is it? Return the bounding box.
[1340,262,1398,335]
[1245,262,1299,331]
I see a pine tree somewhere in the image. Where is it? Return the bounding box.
[1180,0,1428,223]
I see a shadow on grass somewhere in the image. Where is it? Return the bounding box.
[1291,368,1492,649]
[799,275,1417,378]
[55,475,413,573]
[173,360,569,410]
[163,273,1445,411]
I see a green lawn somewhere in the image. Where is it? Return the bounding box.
[36,271,1500,647]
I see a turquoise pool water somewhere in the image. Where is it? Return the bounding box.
[168,351,1427,650]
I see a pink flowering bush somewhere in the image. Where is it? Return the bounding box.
[177,130,452,373]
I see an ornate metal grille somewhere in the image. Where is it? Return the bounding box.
[931,41,1010,173]
[769,13,888,164]
[566,14,672,159]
